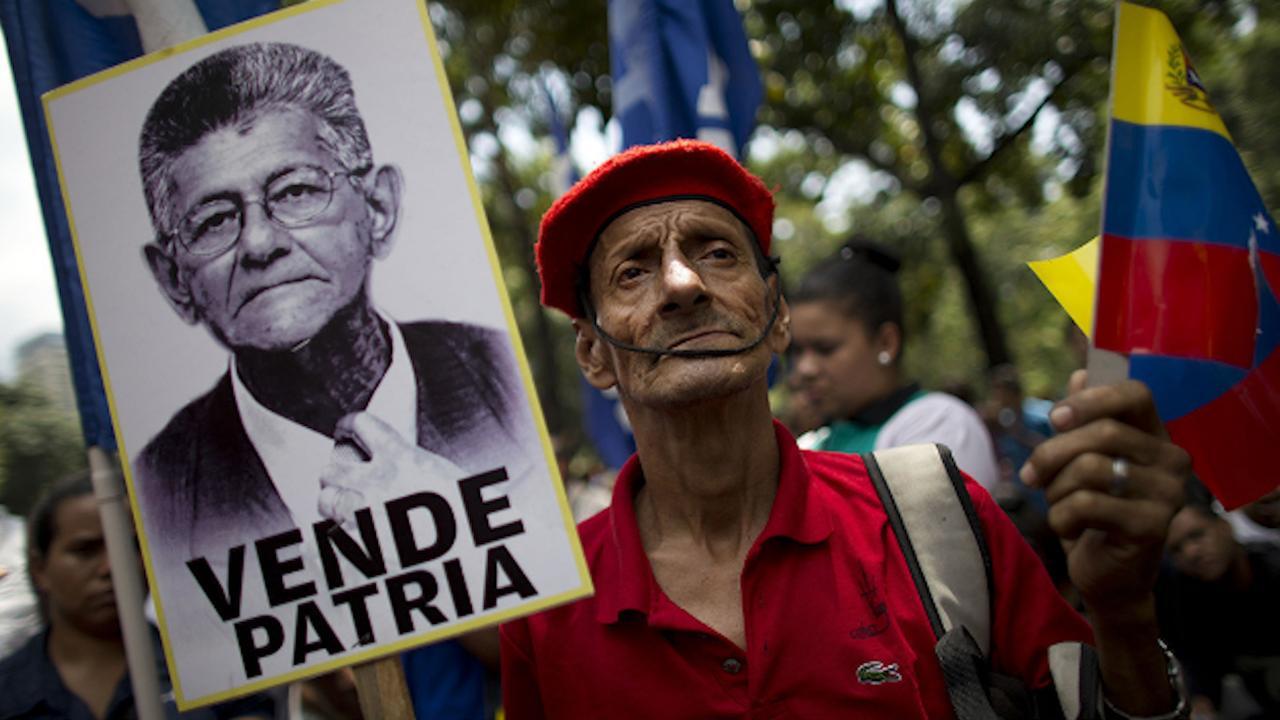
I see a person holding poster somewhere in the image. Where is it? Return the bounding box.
[503,140,1192,718]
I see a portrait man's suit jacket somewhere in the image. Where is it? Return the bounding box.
[133,320,537,575]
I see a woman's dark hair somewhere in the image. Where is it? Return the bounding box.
[791,235,904,337]
[28,471,94,560]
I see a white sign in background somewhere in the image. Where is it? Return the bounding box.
[45,0,589,707]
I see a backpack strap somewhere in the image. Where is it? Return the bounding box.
[863,445,1101,720]
[1048,642,1102,720]
[864,444,994,654]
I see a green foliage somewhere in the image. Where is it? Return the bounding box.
[0,379,86,517]
[1209,8,1280,212]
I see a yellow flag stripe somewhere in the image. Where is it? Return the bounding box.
[1112,2,1230,140]
[1028,237,1099,338]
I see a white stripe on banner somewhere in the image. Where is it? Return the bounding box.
[696,51,735,155]
[122,0,207,53]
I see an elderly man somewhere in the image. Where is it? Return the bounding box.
[501,140,1191,718]
[135,41,531,714]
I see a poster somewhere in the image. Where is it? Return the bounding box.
[43,0,591,707]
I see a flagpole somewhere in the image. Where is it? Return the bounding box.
[1086,1,1131,388]
[87,447,165,720]
[86,7,208,718]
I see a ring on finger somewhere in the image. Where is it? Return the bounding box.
[1110,457,1132,497]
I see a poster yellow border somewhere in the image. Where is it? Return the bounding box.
[42,0,592,709]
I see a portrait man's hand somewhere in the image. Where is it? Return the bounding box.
[318,411,464,528]
[1021,370,1189,613]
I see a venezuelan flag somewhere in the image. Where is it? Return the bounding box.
[1098,2,1280,509]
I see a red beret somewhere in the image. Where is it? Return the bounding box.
[536,139,775,318]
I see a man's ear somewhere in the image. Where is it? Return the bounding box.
[364,164,403,259]
[144,243,199,325]
[572,319,618,391]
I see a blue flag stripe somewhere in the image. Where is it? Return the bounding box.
[1129,354,1248,421]
[1105,120,1278,254]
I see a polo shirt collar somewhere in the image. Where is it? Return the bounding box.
[594,419,834,625]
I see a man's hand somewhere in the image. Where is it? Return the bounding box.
[318,412,464,527]
[1021,370,1191,715]
[1020,370,1189,613]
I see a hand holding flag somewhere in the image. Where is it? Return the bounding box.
[1090,2,1280,509]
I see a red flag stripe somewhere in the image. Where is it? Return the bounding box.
[1167,349,1280,509]
[1262,250,1280,299]
[1096,234,1258,368]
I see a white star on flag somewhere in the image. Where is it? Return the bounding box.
[1254,212,1270,234]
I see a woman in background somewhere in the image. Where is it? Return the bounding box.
[0,473,272,719]
[787,237,999,489]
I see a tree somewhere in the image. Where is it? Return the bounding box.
[0,379,86,517]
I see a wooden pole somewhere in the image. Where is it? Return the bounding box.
[352,656,416,719]
[88,447,165,720]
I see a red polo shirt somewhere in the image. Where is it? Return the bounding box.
[501,421,1092,719]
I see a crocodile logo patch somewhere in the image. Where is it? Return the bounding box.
[856,660,902,685]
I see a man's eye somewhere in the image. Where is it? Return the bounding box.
[189,207,239,239]
[271,182,326,207]
[617,266,646,283]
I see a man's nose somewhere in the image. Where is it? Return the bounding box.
[238,201,292,265]
[657,250,709,314]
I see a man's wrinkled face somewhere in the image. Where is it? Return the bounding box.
[576,199,787,408]
[31,494,120,638]
[145,107,392,352]
[1166,507,1237,582]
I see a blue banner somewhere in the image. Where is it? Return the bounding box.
[608,0,762,154]
[0,0,279,449]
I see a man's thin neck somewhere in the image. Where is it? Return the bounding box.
[627,382,780,557]
[235,296,391,436]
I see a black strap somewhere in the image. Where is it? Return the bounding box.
[936,627,1002,720]
[936,445,996,636]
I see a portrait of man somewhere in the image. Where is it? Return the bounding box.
[131,41,537,576]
